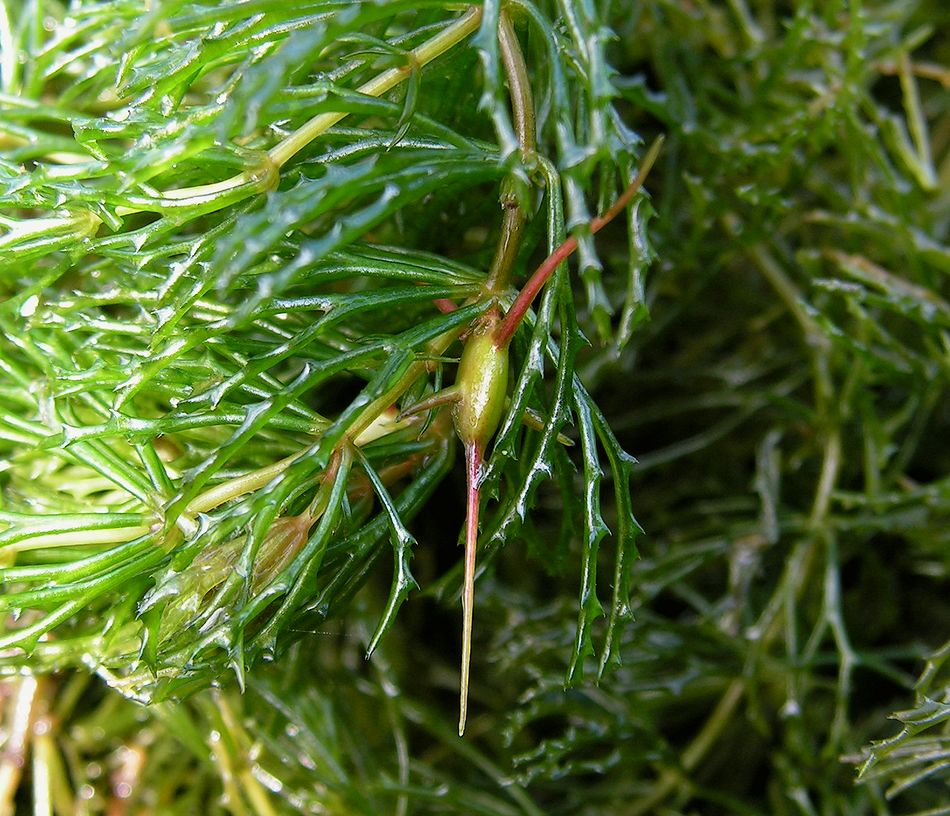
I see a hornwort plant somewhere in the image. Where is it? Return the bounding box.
[1,0,658,803]
[4,0,950,814]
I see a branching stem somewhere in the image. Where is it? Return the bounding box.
[344,327,466,444]
[117,6,483,216]
[268,6,483,169]
[494,135,663,348]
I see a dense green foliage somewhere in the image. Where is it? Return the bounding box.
[1,0,948,813]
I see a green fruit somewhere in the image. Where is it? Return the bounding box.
[453,320,509,450]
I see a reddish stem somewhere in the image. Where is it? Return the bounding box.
[433,297,458,314]
[458,441,481,736]
[493,135,664,349]
[494,234,578,349]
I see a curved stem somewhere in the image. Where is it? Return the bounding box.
[484,11,536,296]
[498,11,536,157]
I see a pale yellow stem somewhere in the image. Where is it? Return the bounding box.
[183,409,409,517]
[186,450,306,515]
[0,210,101,251]
[117,6,482,216]
[2,526,152,552]
[0,676,39,816]
[268,5,483,168]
